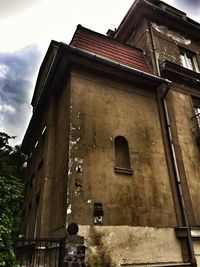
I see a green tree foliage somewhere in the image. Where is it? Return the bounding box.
[0,132,24,266]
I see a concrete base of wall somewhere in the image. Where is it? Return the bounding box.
[77,225,183,267]
[193,241,200,267]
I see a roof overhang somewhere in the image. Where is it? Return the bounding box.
[114,0,200,42]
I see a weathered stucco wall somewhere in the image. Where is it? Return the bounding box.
[23,101,51,237]
[48,80,71,237]
[193,241,200,267]
[151,22,200,68]
[66,68,176,227]
[171,90,200,224]
[79,225,182,267]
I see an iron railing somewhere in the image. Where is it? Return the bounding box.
[15,238,65,267]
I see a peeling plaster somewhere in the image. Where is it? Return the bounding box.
[70,122,81,131]
[67,204,72,214]
[75,188,81,196]
[66,187,70,211]
[75,158,84,164]
[67,188,70,197]
[67,106,85,208]
[67,101,75,217]
[68,169,72,176]
[75,165,83,174]
[93,129,97,148]
[108,136,114,141]
[79,226,182,266]
[152,23,191,45]
[70,137,80,146]
[160,49,177,62]
[74,176,83,196]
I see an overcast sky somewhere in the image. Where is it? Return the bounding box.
[0,0,200,145]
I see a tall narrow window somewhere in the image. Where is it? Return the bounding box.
[26,204,32,237]
[114,136,133,175]
[192,97,200,145]
[192,97,200,128]
[180,49,199,72]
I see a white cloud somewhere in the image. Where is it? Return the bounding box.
[0,0,199,146]
[0,0,134,53]
[0,64,8,78]
[0,104,16,114]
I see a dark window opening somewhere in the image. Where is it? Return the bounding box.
[37,159,44,170]
[24,182,28,198]
[26,204,32,237]
[28,204,32,221]
[192,97,200,145]
[192,98,200,128]
[114,136,133,175]
[30,172,35,188]
[20,210,26,236]
[34,196,40,237]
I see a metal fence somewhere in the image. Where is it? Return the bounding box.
[15,238,65,267]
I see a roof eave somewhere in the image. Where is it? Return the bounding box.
[22,42,170,154]
[114,0,200,42]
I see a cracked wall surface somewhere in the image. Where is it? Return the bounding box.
[66,68,176,228]
[79,225,182,267]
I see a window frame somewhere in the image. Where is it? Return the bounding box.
[180,49,199,73]
[192,97,200,129]
[191,97,200,145]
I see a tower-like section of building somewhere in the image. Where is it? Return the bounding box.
[21,1,200,266]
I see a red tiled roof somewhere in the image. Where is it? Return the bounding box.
[70,25,151,73]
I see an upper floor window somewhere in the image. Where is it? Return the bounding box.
[114,136,133,175]
[180,49,199,72]
[192,97,200,145]
[192,97,200,128]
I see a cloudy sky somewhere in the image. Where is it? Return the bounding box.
[0,0,200,145]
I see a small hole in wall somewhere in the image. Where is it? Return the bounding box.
[75,178,82,188]
[76,165,82,174]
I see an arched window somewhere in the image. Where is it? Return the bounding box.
[114,136,132,174]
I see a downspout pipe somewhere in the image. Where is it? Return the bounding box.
[163,87,196,266]
[149,22,196,266]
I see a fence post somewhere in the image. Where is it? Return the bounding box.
[58,236,66,267]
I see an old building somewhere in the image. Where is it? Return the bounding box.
[21,0,200,266]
